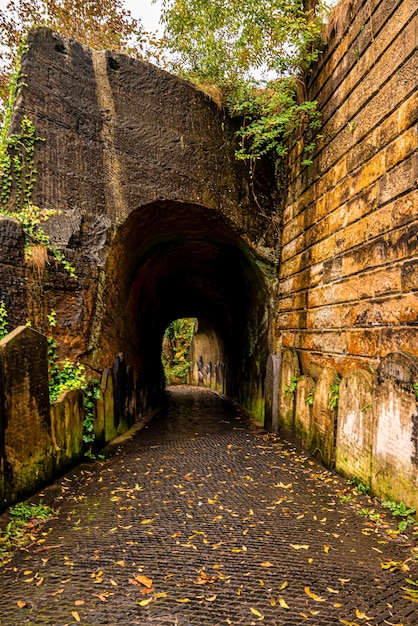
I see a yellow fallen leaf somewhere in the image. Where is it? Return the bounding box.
[334,603,343,608]
[154,592,167,599]
[304,587,326,602]
[16,601,26,608]
[355,609,374,620]
[140,519,154,525]
[250,607,264,619]
[74,600,85,606]
[71,611,81,622]
[403,595,418,603]
[177,598,192,603]
[205,595,217,601]
[339,620,358,626]
[279,581,289,591]
[291,544,309,550]
[137,598,153,606]
[270,598,276,607]
[260,561,274,567]
[324,545,330,554]
[327,587,339,594]
[278,597,290,609]
[23,570,33,575]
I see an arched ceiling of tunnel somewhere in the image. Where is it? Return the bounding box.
[94,201,272,380]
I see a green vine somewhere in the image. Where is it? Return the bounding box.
[0,300,8,340]
[47,309,101,458]
[0,41,76,278]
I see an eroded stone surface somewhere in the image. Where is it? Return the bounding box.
[0,327,53,505]
[311,366,339,468]
[278,348,300,436]
[372,352,418,507]
[264,354,281,433]
[335,369,374,484]
[295,374,316,448]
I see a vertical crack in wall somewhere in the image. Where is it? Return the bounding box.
[92,51,125,223]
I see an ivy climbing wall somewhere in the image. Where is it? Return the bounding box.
[275,0,417,373]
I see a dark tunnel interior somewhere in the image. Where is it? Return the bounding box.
[95,201,272,420]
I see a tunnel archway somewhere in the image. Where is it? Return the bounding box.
[88,201,272,420]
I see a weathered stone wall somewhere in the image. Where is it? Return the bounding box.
[3,27,276,418]
[0,326,138,511]
[275,0,417,373]
[270,348,418,509]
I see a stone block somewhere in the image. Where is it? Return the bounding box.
[311,366,340,467]
[335,369,374,485]
[372,352,418,509]
[264,354,281,433]
[0,217,25,265]
[295,375,316,448]
[51,388,84,473]
[0,326,53,507]
[93,389,106,450]
[102,368,117,442]
[278,349,300,437]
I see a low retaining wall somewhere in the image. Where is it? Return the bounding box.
[0,326,138,511]
[266,348,418,509]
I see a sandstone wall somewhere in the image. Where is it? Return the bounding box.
[0,326,138,511]
[275,0,417,373]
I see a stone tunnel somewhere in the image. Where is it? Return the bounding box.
[5,27,278,419]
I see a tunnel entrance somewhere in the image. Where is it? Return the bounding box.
[89,201,272,422]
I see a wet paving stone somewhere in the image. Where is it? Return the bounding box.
[0,386,417,625]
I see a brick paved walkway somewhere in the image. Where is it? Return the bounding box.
[0,387,417,625]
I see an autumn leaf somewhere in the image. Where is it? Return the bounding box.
[51,588,65,596]
[71,611,81,622]
[304,586,326,602]
[250,607,264,619]
[141,586,155,595]
[135,575,153,588]
[176,598,192,603]
[291,544,309,550]
[279,581,289,591]
[137,597,153,606]
[260,561,274,567]
[355,609,374,619]
[140,518,155,525]
[278,597,290,609]
[74,600,85,606]
[16,600,26,608]
[339,620,359,626]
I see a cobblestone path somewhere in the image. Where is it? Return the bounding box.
[0,387,417,625]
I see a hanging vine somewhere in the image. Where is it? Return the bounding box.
[0,41,76,277]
